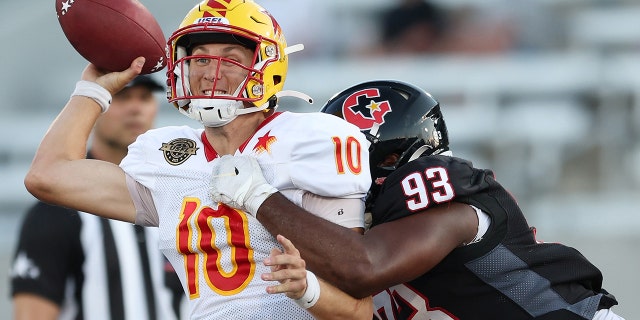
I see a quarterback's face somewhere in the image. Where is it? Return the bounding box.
[188,43,254,98]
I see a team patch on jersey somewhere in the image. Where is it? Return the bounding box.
[341,88,392,131]
[159,138,199,165]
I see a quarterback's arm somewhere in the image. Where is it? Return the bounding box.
[308,278,372,319]
[263,235,373,320]
[24,59,144,223]
[258,193,477,298]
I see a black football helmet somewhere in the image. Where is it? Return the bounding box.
[321,80,449,210]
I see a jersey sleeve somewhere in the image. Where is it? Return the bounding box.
[126,173,159,227]
[288,113,371,199]
[301,192,365,229]
[10,202,83,305]
[120,130,160,189]
[120,131,164,226]
[371,155,495,225]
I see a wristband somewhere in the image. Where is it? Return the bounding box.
[294,270,321,309]
[71,80,112,113]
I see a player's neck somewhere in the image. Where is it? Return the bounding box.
[204,113,265,155]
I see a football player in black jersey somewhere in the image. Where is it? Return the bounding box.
[209,80,624,320]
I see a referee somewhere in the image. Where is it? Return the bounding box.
[10,75,186,320]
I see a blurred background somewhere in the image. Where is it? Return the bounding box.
[1,0,639,318]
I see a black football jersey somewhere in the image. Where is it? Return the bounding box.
[370,155,618,320]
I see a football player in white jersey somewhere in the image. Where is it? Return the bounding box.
[25,0,373,319]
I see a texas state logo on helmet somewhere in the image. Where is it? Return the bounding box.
[341,88,392,131]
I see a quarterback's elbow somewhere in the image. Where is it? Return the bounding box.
[24,167,57,204]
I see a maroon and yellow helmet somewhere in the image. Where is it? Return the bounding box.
[166,0,292,126]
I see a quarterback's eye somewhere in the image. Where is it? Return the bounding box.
[220,59,238,67]
[195,58,211,66]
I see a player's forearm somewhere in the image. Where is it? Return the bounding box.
[38,96,100,161]
[25,97,101,203]
[257,193,379,297]
[307,279,373,320]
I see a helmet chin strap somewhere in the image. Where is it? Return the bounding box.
[285,44,304,55]
[186,87,314,127]
[236,90,314,115]
[275,90,314,105]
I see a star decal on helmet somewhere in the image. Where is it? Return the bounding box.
[253,130,277,155]
[341,88,392,131]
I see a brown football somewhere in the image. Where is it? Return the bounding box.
[56,0,167,74]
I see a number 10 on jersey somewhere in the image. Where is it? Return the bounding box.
[332,136,363,175]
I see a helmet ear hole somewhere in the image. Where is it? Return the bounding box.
[273,75,282,85]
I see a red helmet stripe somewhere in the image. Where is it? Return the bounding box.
[205,0,231,16]
[261,10,281,34]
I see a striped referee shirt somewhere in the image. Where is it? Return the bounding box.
[10,201,184,320]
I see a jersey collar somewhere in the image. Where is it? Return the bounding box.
[202,111,284,162]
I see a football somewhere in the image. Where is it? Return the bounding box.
[56,0,167,74]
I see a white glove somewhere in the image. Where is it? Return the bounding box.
[209,155,278,216]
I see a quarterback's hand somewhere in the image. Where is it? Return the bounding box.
[209,155,277,216]
[81,57,144,95]
[262,235,308,299]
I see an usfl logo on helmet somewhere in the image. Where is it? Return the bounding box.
[341,88,392,131]
[195,16,229,24]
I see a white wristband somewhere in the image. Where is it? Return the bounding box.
[294,270,321,309]
[71,80,112,113]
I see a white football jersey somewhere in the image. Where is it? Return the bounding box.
[120,111,371,319]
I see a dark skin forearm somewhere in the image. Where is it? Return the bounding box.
[257,192,477,298]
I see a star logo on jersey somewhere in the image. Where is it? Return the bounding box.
[341,88,392,131]
[253,131,277,155]
[159,138,199,166]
